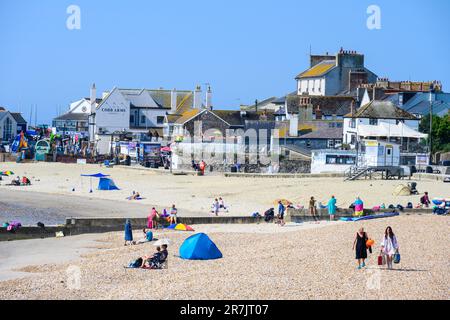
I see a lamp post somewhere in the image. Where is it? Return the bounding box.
[429,87,433,164]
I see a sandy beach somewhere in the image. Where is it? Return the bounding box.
[0,215,448,300]
[1,162,448,224]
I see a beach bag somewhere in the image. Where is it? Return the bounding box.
[394,251,401,264]
[130,258,143,268]
[378,254,386,266]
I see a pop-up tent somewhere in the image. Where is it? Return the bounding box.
[179,233,223,260]
[81,173,120,191]
[98,177,119,190]
[166,223,195,232]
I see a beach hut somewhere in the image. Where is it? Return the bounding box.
[179,233,223,260]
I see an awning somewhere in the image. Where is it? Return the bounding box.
[357,122,428,139]
[81,173,110,178]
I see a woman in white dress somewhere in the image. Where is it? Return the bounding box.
[380,226,399,269]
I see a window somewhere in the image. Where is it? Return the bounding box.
[2,117,12,141]
[369,118,378,125]
[130,115,135,123]
[327,140,335,148]
[157,116,164,124]
[350,119,356,128]
[141,115,146,124]
[326,155,356,165]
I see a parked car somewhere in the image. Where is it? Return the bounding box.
[440,160,450,167]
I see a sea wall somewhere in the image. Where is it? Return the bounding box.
[0,209,435,242]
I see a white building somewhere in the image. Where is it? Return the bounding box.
[89,85,207,155]
[52,87,100,137]
[295,49,378,96]
[343,100,423,148]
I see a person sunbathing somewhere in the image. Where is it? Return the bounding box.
[135,228,153,244]
[141,246,161,268]
[22,176,31,186]
[141,245,169,269]
[11,176,21,186]
[127,191,141,200]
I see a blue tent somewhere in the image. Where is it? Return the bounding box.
[98,178,119,190]
[179,233,223,260]
[80,173,119,191]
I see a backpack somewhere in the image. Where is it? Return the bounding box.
[130,257,143,268]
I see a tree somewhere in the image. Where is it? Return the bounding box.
[419,114,450,153]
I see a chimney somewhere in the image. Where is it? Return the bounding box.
[350,100,355,116]
[170,88,177,114]
[255,99,258,113]
[315,106,323,120]
[90,83,96,113]
[193,85,202,110]
[289,115,299,137]
[205,86,212,110]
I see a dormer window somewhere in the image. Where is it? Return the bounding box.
[369,118,378,125]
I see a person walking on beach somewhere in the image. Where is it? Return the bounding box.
[353,227,369,269]
[327,195,337,221]
[309,197,319,223]
[277,200,286,226]
[380,226,399,270]
[124,219,133,246]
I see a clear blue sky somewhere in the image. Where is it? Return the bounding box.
[1,0,449,124]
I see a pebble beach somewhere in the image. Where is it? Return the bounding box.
[0,215,448,300]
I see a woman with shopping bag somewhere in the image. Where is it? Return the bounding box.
[380,226,400,269]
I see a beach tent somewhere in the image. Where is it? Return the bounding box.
[179,233,223,260]
[393,185,411,196]
[98,177,119,190]
[166,223,195,232]
[0,171,14,176]
[80,173,119,191]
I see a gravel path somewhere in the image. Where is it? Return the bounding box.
[0,214,448,300]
